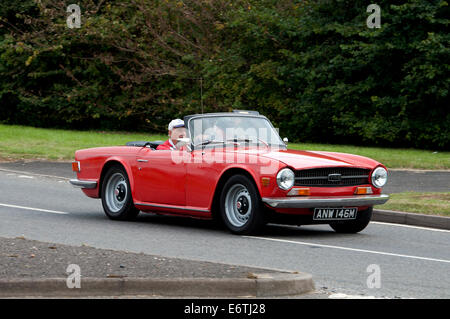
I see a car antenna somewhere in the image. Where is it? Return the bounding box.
[200,77,203,114]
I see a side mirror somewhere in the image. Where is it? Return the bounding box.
[283,137,288,145]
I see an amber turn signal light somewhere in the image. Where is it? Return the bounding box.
[72,161,80,172]
[287,188,310,196]
[261,177,271,187]
[354,187,373,195]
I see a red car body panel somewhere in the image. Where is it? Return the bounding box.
[73,144,386,219]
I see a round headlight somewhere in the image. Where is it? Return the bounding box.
[371,167,388,188]
[277,168,295,190]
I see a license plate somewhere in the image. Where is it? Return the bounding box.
[313,208,357,221]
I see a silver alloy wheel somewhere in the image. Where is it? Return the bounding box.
[104,172,128,214]
[224,184,252,228]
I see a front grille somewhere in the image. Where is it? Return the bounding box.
[294,167,370,187]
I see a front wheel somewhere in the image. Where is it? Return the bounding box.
[329,207,373,233]
[220,175,266,235]
[101,165,139,221]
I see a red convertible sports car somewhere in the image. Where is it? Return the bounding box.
[70,110,389,234]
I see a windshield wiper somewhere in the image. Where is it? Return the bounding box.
[196,139,225,147]
[197,139,243,151]
[195,139,226,151]
[227,137,270,147]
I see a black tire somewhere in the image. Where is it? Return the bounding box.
[329,207,373,233]
[220,174,266,235]
[101,165,139,221]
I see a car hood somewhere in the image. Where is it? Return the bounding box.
[258,149,380,170]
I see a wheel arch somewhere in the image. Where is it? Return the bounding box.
[99,158,135,198]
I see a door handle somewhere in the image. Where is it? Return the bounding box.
[137,159,148,163]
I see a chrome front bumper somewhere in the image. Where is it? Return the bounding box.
[262,194,389,208]
[69,179,98,189]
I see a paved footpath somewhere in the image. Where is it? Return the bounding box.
[1,237,277,279]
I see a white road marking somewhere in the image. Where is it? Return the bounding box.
[328,293,379,299]
[0,203,69,215]
[0,168,69,180]
[18,175,34,179]
[244,236,450,264]
[371,221,450,233]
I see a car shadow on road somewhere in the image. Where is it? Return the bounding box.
[69,210,361,238]
[135,212,342,238]
[136,212,226,231]
[262,224,338,237]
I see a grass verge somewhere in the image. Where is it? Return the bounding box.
[379,192,450,217]
[0,124,166,161]
[0,124,449,169]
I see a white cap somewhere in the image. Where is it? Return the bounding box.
[168,119,185,131]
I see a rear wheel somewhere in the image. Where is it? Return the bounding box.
[329,207,373,233]
[101,165,139,221]
[220,175,266,235]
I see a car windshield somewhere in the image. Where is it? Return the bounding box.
[188,115,286,150]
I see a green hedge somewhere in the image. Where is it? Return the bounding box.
[0,0,448,149]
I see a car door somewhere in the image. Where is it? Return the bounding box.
[133,147,186,206]
[185,148,224,210]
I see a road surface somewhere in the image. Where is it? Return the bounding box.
[0,165,448,298]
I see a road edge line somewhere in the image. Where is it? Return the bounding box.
[0,167,70,180]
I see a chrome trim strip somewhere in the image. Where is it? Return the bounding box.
[69,179,98,189]
[262,194,389,208]
[134,202,210,213]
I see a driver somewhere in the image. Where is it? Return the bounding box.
[157,119,187,150]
